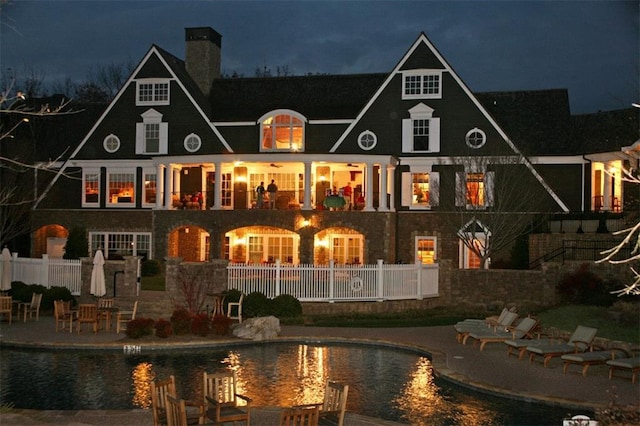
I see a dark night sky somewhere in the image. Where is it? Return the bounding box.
[1,0,637,114]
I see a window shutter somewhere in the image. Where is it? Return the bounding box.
[135,123,144,154]
[455,171,466,207]
[429,118,440,152]
[485,171,495,207]
[159,122,168,154]
[401,172,412,206]
[429,172,439,206]
[402,119,412,152]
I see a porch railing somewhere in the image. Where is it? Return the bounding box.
[6,254,82,295]
[227,259,439,302]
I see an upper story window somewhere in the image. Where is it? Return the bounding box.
[142,169,157,207]
[259,110,306,152]
[401,170,439,209]
[456,170,494,209]
[103,134,120,153]
[184,133,202,153]
[416,236,437,264]
[83,170,100,207]
[136,109,168,155]
[136,79,170,106]
[402,70,442,100]
[107,170,135,207]
[402,103,440,153]
[358,130,377,151]
[465,128,486,149]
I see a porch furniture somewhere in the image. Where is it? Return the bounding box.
[280,406,319,426]
[455,311,518,344]
[18,292,43,322]
[561,347,630,376]
[298,380,349,426]
[0,296,12,324]
[465,317,539,351]
[97,298,116,330]
[54,300,76,332]
[526,325,598,367]
[203,371,251,425]
[152,375,205,426]
[77,304,99,334]
[116,300,138,334]
[607,354,640,384]
[323,195,346,210]
[165,393,188,426]
[226,293,244,323]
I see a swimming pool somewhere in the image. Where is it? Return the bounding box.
[0,342,577,425]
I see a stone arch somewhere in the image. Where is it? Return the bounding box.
[33,224,68,258]
[167,224,211,262]
[314,226,365,265]
[225,225,300,264]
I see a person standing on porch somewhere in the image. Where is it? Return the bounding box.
[256,181,265,208]
[267,179,278,209]
[343,182,352,210]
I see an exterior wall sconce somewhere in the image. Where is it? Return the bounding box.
[301,219,310,227]
[184,227,189,234]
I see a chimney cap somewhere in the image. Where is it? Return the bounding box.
[185,27,222,47]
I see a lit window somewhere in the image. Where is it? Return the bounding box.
[107,171,135,206]
[103,135,120,153]
[136,80,169,105]
[412,173,430,205]
[259,110,305,152]
[143,171,157,206]
[358,130,377,151]
[402,71,442,99]
[402,171,439,208]
[416,237,436,264]
[90,232,152,259]
[466,173,485,206]
[456,171,494,208]
[184,133,201,153]
[465,128,486,149]
[83,170,100,206]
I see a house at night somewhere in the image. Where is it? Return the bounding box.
[27,27,638,276]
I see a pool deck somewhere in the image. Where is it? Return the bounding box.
[1,317,638,425]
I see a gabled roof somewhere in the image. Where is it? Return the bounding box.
[572,107,639,155]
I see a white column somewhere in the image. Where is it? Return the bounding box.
[388,165,395,212]
[303,161,312,211]
[213,161,222,210]
[603,162,612,210]
[164,166,175,209]
[363,162,374,212]
[155,164,165,210]
[378,163,389,212]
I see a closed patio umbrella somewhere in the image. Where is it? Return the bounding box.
[1,246,11,292]
[90,249,106,297]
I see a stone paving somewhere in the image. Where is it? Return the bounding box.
[1,316,638,425]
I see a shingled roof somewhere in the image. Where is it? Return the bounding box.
[571,107,639,155]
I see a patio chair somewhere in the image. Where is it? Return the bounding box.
[280,405,320,426]
[165,393,188,426]
[0,296,12,324]
[19,292,42,322]
[526,325,598,367]
[297,380,349,426]
[607,353,640,384]
[54,299,76,333]
[561,346,631,377]
[97,298,114,330]
[77,304,99,334]
[116,300,138,334]
[465,317,539,351]
[226,293,244,323]
[152,375,204,426]
[203,371,251,425]
[455,311,518,344]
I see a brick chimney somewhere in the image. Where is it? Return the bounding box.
[185,27,221,96]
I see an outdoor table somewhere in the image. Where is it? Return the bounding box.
[323,195,346,210]
[98,306,119,331]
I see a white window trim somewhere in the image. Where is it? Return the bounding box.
[82,168,101,208]
[135,79,170,106]
[258,109,307,153]
[103,134,121,153]
[402,103,440,153]
[465,127,487,149]
[402,70,443,100]
[184,133,202,153]
[415,236,437,264]
[458,234,489,269]
[357,130,377,151]
[89,232,153,259]
[455,169,495,209]
[141,168,157,208]
[136,109,168,155]
[401,170,439,210]
[105,168,136,208]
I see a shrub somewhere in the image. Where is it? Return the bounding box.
[191,313,210,337]
[9,282,29,302]
[556,264,616,306]
[211,314,233,335]
[42,286,75,311]
[244,292,271,318]
[223,288,243,312]
[154,319,173,338]
[141,259,161,277]
[63,227,88,259]
[170,307,192,335]
[126,317,155,339]
[271,294,303,318]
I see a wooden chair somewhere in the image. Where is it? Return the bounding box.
[0,296,12,324]
[226,293,244,323]
[300,380,349,426]
[76,303,99,334]
[152,375,205,426]
[280,405,319,426]
[203,371,251,425]
[97,298,114,330]
[54,299,76,332]
[19,293,43,322]
[116,300,138,334]
[165,393,188,426]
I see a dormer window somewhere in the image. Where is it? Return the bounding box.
[402,103,440,153]
[259,110,305,152]
[402,70,442,100]
[136,109,168,154]
[136,79,170,106]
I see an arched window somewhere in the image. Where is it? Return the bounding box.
[259,110,306,152]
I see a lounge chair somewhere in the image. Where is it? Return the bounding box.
[526,325,597,367]
[607,354,640,384]
[455,311,518,344]
[465,317,539,350]
[561,347,630,376]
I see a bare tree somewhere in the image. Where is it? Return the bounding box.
[85,60,134,100]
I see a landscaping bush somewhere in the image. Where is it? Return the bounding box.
[223,288,243,313]
[9,282,29,302]
[42,286,75,311]
[557,263,617,306]
[154,319,173,338]
[243,292,271,318]
[170,307,192,335]
[271,294,302,318]
[63,227,88,259]
[211,314,233,335]
[191,313,210,337]
[126,317,155,339]
[141,259,161,277]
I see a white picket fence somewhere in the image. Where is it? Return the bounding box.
[3,254,82,295]
[227,259,439,302]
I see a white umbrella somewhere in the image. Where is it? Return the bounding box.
[90,249,106,297]
[0,247,11,291]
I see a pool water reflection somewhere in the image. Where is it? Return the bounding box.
[0,342,575,425]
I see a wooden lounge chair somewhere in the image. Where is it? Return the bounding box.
[561,347,630,376]
[455,311,518,344]
[607,354,640,384]
[203,371,251,425]
[297,380,349,426]
[465,317,539,351]
[280,405,320,426]
[527,325,598,367]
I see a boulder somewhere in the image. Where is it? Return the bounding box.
[232,316,281,341]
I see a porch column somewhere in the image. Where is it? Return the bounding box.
[156,164,165,210]
[164,166,174,209]
[603,162,612,210]
[302,161,312,211]
[363,162,375,212]
[378,163,389,212]
[387,165,395,212]
[173,167,181,207]
[213,160,222,210]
